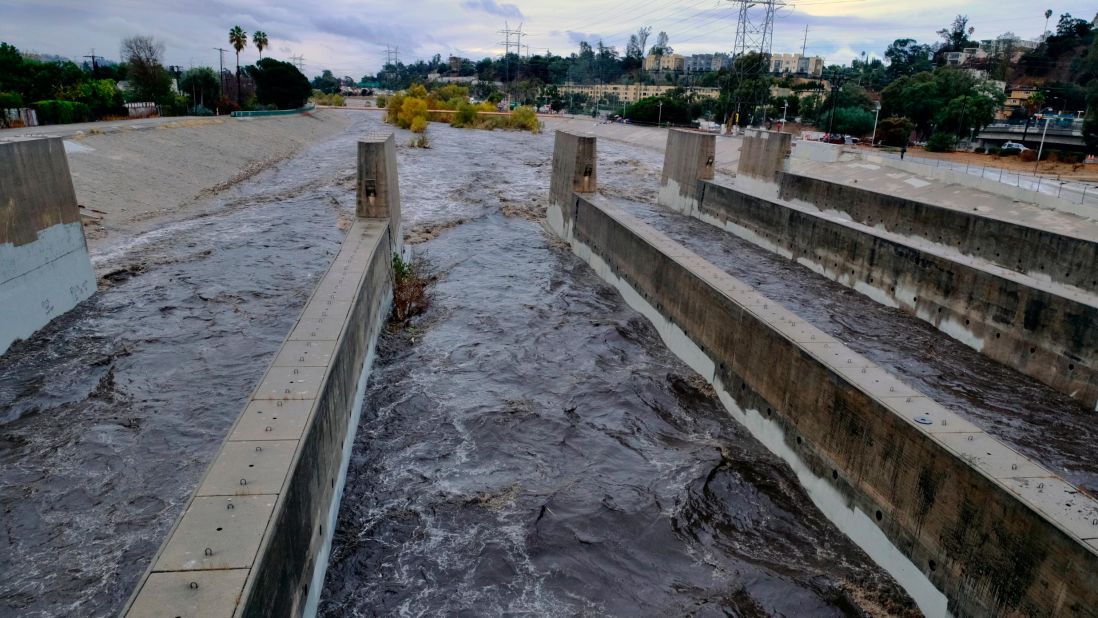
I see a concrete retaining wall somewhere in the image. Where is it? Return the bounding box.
[0,137,95,355]
[777,171,1098,296]
[696,181,1098,410]
[549,132,1098,618]
[123,135,401,618]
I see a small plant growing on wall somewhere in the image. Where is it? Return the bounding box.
[391,252,431,323]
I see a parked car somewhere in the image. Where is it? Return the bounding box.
[1001,141,1030,152]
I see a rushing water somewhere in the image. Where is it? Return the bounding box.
[0,113,369,616]
[318,125,917,616]
[13,112,1068,617]
[591,156,1098,495]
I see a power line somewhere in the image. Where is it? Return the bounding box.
[214,47,228,93]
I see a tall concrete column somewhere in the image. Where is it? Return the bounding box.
[550,131,596,210]
[737,128,792,182]
[0,137,96,355]
[659,129,715,215]
[357,133,402,253]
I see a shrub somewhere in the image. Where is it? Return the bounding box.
[508,106,540,132]
[33,100,91,125]
[311,92,345,106]
[1019,149,1037,162]
[0,91,23,109]
[986,147,1001,156]
[375,94,388,108]
[409,133,430,148]
[925,132,957,152]
[391,252,430,323]
[398,97,428,130]
[410,115,428,133]
[451,101,478,127]
[876,116,913,147]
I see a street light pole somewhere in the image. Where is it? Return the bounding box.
[1035,114,1050,174]
[658,100,663,126]
[871,101,881,145]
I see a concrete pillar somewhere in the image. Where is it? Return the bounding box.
[737,128,792,182]
[357,133,402,252]
[659,129,715,215]
[550,131,596,209]
[0,137,95,355]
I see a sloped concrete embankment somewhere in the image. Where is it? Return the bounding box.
[0,137,95,355]
[663,129,1098,411]
[122,134,402,618]
[548,131,1098,618]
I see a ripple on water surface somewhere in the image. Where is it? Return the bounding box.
[320,131,917,616]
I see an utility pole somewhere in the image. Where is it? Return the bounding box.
[801,24,808,59]
[214,47,228,98]
[83,49,100,77]
[1035,114,1050,173]
[871,100,881,145]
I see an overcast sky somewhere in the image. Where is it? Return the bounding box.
[2,0,1096,78]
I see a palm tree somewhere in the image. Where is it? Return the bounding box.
[229,26,248,106]
[253,31,268,59]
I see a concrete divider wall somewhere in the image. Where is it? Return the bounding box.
[696,180,1098,410]
[548,132,1098,618]
[658,128,714,214]
[736,128,791,181]
[0,137,96,355]
[124,135,401,618]
[777,171,1098,296]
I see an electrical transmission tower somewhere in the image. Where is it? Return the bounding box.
[730,0,785,60]
[724,0,786,130]
[498,22,523,83]
[289,54,305,71]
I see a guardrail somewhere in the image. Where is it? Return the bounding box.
[231,104,316,118]
[876,151,1098,208]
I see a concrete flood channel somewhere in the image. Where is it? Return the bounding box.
[1,113,1092,617]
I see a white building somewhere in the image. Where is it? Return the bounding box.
[769,53,823,76]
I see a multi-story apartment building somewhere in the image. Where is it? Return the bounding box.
[769,53,824,76]
[642,53,685,73]
[684,53,732,73]
[558,83,720,105]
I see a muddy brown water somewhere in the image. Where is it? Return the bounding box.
[317,126,917,616]
[9,115,1027,616]
[594,155,1098,495]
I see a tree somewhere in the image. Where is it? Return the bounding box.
[884,39,933,80]
[876,116,914,146]
[649,31,672,73]
[1084,79,1098,153]
[246,58,310,109]
[121,35,173,104]
[180,67,220,108]
[229,26,248,105]
[937,15,974,53]
[311,69,341,94]
[253,31,268,58]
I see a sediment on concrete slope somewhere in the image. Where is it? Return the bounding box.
[0,137,95,355]
[123,134,403,618]
[776,170,1098,296]
[660,129,1098,411]
[549,132,1098,618]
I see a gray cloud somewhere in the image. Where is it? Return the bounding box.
[460,0,523,20]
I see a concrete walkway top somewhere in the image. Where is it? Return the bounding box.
[790,158,1098,244]
[543,117,742,169]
